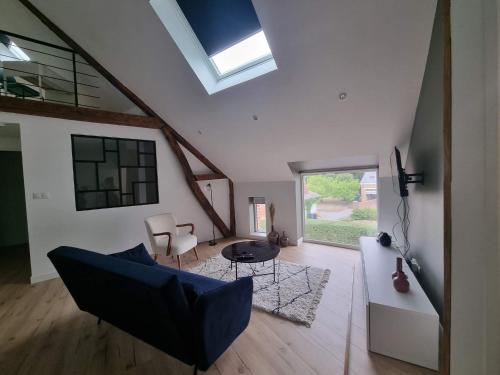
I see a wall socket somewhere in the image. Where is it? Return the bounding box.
[33,192,50,200]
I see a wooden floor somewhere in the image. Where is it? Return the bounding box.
[0,240,437,375]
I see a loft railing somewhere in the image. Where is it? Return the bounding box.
[0,29,100,109]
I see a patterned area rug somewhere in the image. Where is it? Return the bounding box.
[188,255,331,327]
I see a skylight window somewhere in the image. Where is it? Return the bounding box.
[210,31,272,77]
[150,0,277,94]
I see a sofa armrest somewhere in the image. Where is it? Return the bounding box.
[193,277,253,371]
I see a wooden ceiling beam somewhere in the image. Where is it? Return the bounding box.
[0,96,162,128]
[194,173,226,181]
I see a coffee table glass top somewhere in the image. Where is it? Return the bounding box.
[221,241,280,263]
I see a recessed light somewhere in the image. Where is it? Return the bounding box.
[252,115,258,121]
[197,130,202,135]
[339,92,347,101]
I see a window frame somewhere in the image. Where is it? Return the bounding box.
[249,197,266,234]
[300,166,379,250]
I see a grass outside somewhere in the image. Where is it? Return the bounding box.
[304,218,377,247]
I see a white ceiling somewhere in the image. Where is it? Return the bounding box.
[28,0,436,181]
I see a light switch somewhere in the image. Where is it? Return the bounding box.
[32,192,41,199]
[41,192,50,199]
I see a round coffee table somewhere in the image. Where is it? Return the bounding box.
[221,241,280,282]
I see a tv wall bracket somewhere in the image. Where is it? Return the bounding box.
[404,172,424,185]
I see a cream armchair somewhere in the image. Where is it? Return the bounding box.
[145,213,198,269]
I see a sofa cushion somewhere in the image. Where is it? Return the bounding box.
[153,264,226,307]
[109,243,156,266]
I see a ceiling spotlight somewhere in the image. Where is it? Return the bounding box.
[339,92,347,101]
[197,130,202,135]
[252,115,258,121]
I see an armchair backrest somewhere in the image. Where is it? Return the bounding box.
[145,213,178,254]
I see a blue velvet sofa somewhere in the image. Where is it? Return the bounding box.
[48,244,253,373]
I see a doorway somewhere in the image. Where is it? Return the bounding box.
[302,168,378,248]
[0,123,30,283]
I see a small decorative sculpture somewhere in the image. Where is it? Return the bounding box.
[280,231,289,247]
[392,257,409,293]
[267,203,279,244]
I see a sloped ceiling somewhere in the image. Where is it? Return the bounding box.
[28,0,437,181]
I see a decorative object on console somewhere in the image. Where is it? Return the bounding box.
[205,183,217,246]
[377,231,392,247]
[280,231,289,247]
[267,202,279,244]
[392,257,410,293]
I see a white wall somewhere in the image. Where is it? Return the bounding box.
[0,112,229,283]
[234,181,300,245]
[377,176,400,236]
[451,0,500,373]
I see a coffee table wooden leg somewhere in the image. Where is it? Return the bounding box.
[235,261,238,280]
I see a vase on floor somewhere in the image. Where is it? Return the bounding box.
[267,203,279,244]
[392,257,409,293]
[268,225,279,244]
[280,231,289,247]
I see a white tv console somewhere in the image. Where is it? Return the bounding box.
[360,236,439,370]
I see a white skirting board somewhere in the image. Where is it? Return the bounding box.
[31,271,58,284]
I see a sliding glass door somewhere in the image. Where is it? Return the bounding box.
[302,169,378,248]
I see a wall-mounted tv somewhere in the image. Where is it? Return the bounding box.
[394,147,424,197]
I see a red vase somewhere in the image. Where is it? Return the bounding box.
[393,257,409,293]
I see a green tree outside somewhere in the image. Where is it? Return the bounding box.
[306,173,360,202]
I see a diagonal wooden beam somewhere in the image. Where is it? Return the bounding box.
[16,0,236,238]
[161,127,231,237]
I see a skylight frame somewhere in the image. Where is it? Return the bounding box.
[149,0,277,95]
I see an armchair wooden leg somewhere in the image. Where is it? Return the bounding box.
[177,255,181,269]
[193,247,199,260]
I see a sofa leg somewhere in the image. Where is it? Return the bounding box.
[97,317,102,325]
[154,253,158,261]
[177,255,182,269]
[193,365,198,375]
[193,247,199,260]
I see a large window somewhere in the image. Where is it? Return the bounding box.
[249,197,266,233]
[303,169,378,248]
[71,135,158,211]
